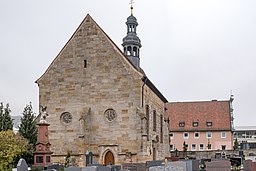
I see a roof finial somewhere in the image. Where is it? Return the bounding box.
[130,0,134,15]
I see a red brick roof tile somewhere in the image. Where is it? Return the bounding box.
[165,100,231,131]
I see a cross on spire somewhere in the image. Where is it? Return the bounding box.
[130,0,134,15]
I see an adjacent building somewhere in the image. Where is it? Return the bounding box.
[36,7,169,166]
[165,96,234,152]
[234,126,256,150]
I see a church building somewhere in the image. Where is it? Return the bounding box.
[36,5,169,166]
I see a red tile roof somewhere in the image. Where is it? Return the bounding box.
[165,100,232,131]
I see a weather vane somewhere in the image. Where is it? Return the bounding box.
[130,0,134,15]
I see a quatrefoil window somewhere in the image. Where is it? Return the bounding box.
[60,112,72,124]
[104,109,117,122]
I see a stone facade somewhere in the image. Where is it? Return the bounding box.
[36,14,169,166]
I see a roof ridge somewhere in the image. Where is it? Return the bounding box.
[36,13,143,84]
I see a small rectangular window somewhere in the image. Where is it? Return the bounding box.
[193,122,199,127]
[207,132,212,138]
[183,132,189,139]
[36,156,44,163]
[179,122,185,127]
[84,60,87,68]
[170,144,175,151]
[170,133,174,139]
[221,132,226,138]
[194,132,200,138]
[200,144,204,151]
[46,156,51,163]
[206,122,212,127]
[192,144,196,151]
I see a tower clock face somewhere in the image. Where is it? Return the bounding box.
[60,112,72,124]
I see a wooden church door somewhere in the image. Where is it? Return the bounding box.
[104,151,115,165]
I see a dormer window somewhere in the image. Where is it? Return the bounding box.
[193,122,199,127]
[179,122,185,127]
[206,122,212,127]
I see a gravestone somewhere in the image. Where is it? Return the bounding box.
[122,163,146,171]
[47,164,64,171]
[109,165,121,171]
[86,164,111,171]
[165,161,187,171]
[146,160,164,170]
[17,158,28,171]
[64,166,82,171]
[252,162,256,171]
[180,160,200,171]
[81,166,97,171]
[243,160,252,171]
[205,160,230,171]
[149,166,165,171]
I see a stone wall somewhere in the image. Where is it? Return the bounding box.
[36,15,169,166]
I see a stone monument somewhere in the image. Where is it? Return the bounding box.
[17,158,28,171]
[34,106,53,167]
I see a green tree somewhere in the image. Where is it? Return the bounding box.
[18,102,37,165]
[19,102,37,146]
[0,103,13,131]
[0,130,29,170]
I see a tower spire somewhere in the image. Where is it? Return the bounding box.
[122,0,142,70]
[130,0,134,15]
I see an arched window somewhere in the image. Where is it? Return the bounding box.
[124,47,127,55]
[160,115,163,143]
[133,47,137,56]
[146,105,149,141]
[153,110,156,132]
[127,46,132,56]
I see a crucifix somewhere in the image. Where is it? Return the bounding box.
[130,0,134,15]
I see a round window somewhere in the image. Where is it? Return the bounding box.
[104,109,117,122]
[60,112,72,124]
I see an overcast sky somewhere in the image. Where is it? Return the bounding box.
[0,0,255,126]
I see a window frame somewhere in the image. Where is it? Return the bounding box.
[191,144,197,151]
[199,144,204,151]
[183,132,189,139]
[206,121,213,127]
[221,132,226,138]
[194,132,200,139]
[170,132,174,139]
[179,122,185,127]
[206,132,212,139]
[160,115,163,143]
[193,122,199,127]
[170,144,175,151]
[153,110,156,132]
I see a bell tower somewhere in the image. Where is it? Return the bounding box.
[122,0,142,69]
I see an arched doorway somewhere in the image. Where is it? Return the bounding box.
[104,150,115,165]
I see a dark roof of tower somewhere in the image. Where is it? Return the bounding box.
[127,14,138,25]
[122,34,141,47]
